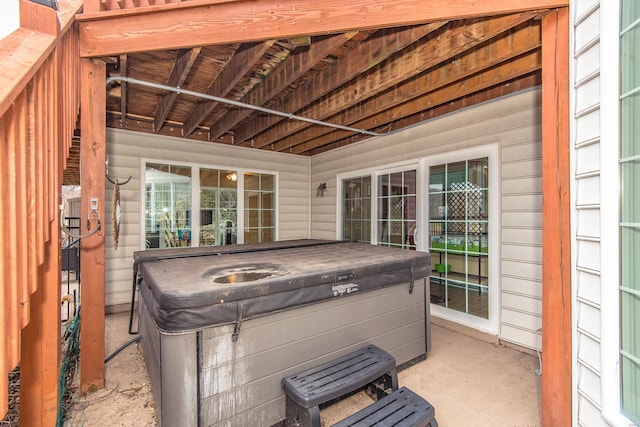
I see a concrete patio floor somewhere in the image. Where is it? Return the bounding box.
[66,312,541,426]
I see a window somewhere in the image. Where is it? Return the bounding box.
[620,1,640,421]
[377,170,417,250]
[244,172,275,244]
[342,176,372,243]
[144,162,275,248]
[428,158,489,319]
[145,163,192,248]
[199,168,238,246]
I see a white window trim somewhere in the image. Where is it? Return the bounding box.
[599,1,635,425]
[421,144,499,335]
[335,145,499,335]
[139,157,279,249]
[372,162,420,246]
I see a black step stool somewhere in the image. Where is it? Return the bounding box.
[282,345,399,427]
[332,386,438,427]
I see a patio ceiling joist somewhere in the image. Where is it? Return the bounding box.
[254,12,539,152]
[208,32,358,141]
[77,0,568,57]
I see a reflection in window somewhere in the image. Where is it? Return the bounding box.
[342,176,372,243]
[145,163,192,249]
[377,170,417,250]
[620,1,640,421]
[200,168,237,246]
[244,172,275,244]
[145,163,275,249]
[429,158,489,319]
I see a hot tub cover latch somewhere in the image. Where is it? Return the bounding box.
[232,302,243,342]
[408,266,417,294]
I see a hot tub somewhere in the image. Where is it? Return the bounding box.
[134,240,431,426]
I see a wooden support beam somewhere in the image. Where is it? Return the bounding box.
[80,57,107,394]
[293,49,541,154]
[209,33,357,141]
[77,0,567,57]
[540,7,571,427]
[182,42,269,136]
[155,47,201,133]
[258,12,538,151]
[234,23,442,146]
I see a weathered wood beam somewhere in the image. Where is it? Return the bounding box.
[234,23,443,146]
[294,50,541,154]
[209,33,357,141]
[309,73,541,155]
[280,21,541,153]
[80,57,107,394]
[77,0,567,57]
[258,12,537,151]
[541,7,571,427]
[155,47,201,133]
[119,54,128,127]
[182,41,272,136]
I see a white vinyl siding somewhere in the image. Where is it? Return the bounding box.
[104,128,310,306]
[311,89,543,349]
[572,2,606,424]
[571,1,639,426]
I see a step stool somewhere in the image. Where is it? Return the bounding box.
[331,386,438,427]
[282,345,398,427]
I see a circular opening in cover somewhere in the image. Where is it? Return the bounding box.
[207,264,284,284]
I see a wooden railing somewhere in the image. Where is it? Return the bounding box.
[83,0,199,13]
[0,0,82,422]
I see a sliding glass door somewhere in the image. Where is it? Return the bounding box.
[428,158,489,318]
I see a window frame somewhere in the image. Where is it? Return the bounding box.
[335,145,499,333]
[140,157,278,249]
[599,1,638,425]
[422,145,499,334]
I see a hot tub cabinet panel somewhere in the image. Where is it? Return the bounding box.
[135,240,431,427]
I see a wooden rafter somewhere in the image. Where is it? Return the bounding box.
[234,23,444,146]
[297,51,541,155]
[309,73,542,155]
[155,47,202,133]
[209,32,358,141]
[256,12,538,151]
[182,42,272,136]
[282,22,542,154]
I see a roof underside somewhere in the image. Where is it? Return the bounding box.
[64,6,548,184]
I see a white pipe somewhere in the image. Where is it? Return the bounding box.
[106,76,388,137]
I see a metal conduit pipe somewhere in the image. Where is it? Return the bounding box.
[105,76,389,138]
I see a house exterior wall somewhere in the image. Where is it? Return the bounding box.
[310,88,543,350]
[103,128,310,306]
[572,2,607,425]
[571,1,635,426]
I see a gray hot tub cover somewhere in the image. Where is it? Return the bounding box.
[135,240,430,333]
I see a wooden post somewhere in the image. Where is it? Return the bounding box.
[541,7,571,427]
[80,57,106,393]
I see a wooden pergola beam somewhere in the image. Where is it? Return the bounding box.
[541,7,571,427]
[77,0,568,57]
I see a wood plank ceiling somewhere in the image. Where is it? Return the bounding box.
[65,10,545,184]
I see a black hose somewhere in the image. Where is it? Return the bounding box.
[105,336,142,364]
